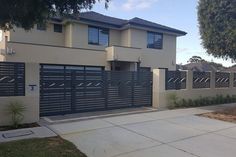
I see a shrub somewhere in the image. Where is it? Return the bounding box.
[167,94,236,109]
[177,99,188,108]
[198,96,206,106]
[187,99,194,107]
[225,95,231,103]
[6,101,26,129]
[232,95,236,102]
[193,99,200,107]
[167,93,179,109]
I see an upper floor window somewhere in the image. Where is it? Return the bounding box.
[37,23,46,31]
[88,26,109,46]
[54,24,62,33]
[147,32,163,49]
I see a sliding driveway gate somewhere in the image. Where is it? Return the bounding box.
[40,64,152,116]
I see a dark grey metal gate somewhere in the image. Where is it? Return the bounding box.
[40,64,152,116]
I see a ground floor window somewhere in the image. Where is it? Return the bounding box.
[42,64,104,71]
[139,67,151,72]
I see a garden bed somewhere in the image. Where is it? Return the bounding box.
[200,107,236,123]
[0,137,87,157]
[0,123,39,131]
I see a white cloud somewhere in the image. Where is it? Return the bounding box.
[122,0,158,11]
[177,48,189,54]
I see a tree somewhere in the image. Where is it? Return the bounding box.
[0,0,110,30]
[188,56,205,63]
[198,0,236,60]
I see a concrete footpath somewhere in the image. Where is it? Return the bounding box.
[49,104,236,157]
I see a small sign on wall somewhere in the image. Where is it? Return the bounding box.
[28,84,37,92]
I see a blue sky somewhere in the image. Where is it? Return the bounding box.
[90,0,234,67]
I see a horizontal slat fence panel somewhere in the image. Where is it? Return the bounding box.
[40,64,152,116]
[0,62,25,96]
[166,70,186,90]
[215,72,230,88]
[193,71,211,88]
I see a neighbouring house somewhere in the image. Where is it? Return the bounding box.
[177,62,226,72]
[225,65,236,72]
[0,11,186,125]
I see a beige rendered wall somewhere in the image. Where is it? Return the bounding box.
[120,29,130,47]
[0,30,5,49]
[0,63,40,126]
[0,30,9,50]
[5,42,107,67]
[4,22,178,71]
[69,23,121,49]
[153,69,236,109]
[106,46,142,62]
[64,23,73,47]
[0,30,10,61]
[127,28,177,70]
[9,23,65,46]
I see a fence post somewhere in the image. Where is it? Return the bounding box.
[210,71,215,89]
[25,63,40,121]
[186,70,193,90]
[152,69,166,109]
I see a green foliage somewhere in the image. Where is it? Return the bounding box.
[0,0,110,30]
[188,56,206,63]
[167,93,179,109]
[180,99,188,107]
[6,101,26,129]
[187,99,194,106]
[198,0,236,60]
[168,94,236,109]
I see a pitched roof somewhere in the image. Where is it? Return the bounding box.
[76,11,186,36]
[177,62,226,72]
[128,17,186,35]
[79,11,127,27]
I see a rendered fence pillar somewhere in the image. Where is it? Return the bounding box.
[152,69,166,109]
[210,71,215,89]
[24,63,40,122]
[186,70,193,90]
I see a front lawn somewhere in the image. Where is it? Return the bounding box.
[0,137,86,157]
[200,107,236,123]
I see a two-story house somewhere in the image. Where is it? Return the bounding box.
[0,12,186,122]
[0,11,186,71]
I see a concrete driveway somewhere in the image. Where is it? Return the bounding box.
[49,105,236,157]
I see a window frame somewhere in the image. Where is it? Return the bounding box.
[88,26,109,46]
[147,31,163,49]
[54,24,63,33]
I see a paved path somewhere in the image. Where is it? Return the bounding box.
[0,126,56,143]
[49,104,236,157]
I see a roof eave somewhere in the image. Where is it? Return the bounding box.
[121,24,187,36]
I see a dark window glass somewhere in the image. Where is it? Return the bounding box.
[85,67,103,71]
[99,29,109,46]
[37,23,46,31]
[88,27,99,45]
[139,67,151,72]
[147,32,163,49]
[88,26,109,46]
[54,24,62,33]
